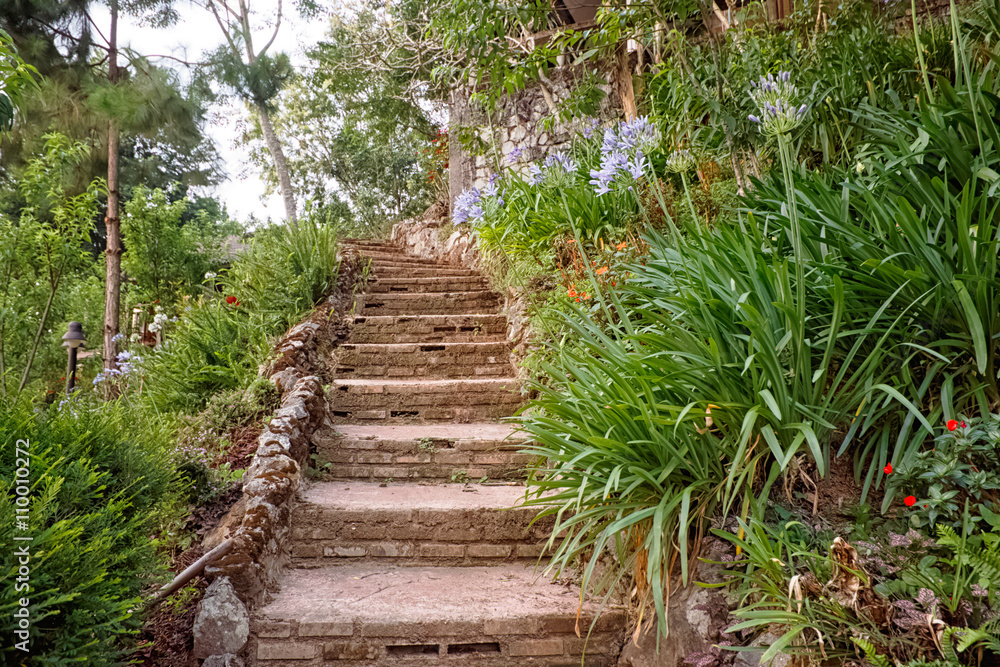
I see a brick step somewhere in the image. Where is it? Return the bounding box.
[313,423,532,481]
[347,315,507,344]
[369,276,488,293]
[334,342,512,379]
[356,291,502,316]
[361,255,454,267]
[370,265,480,278]
[252,564,625,666]
[362,252,453,264]
[328,378,523,423]
[290,482,548,565]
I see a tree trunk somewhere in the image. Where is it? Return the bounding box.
[103,0,121,376]
[256,104,297,223]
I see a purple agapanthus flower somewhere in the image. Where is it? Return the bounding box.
[544,151,577,174]
[627,150,647,179]
[507,147,524,163]
[453,186,483,223]
[528,164,544,185]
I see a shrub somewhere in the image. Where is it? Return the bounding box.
[0,398,176,664]
[142,215,339,412]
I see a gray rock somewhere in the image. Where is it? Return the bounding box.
[202,654,244,667]
[193,578,250,658]
[616,583,716,667]
[732,631,791,667]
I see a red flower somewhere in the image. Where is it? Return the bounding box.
[961,421,967,428]
[884,463,893,475]
[904,496,916,506]
[947,419,959,431]
[225,296,238,305]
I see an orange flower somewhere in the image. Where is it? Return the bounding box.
[581,292,591,300]
[568,288,577,298]
[596,266,609,275]
[616,241,627,251]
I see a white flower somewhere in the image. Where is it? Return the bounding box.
[855,161,865,175]
[205,272,217,281]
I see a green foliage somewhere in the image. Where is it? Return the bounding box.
[142,215,339,411]
[0,29,37,132]
[647,0,949,167]
[251,7,443,235]
[0,133,103,395]
[890,417,1000,530]
[121,186,230,306]
[0,397,176,664]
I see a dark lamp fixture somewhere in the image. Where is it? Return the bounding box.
[62,322,86,349]
[63,322,85,395]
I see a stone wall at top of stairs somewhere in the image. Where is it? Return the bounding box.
[389,211,533,377]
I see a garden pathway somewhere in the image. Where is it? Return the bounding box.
[248,240,624,666]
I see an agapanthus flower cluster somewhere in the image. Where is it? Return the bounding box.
[482,173,504,207]
[453,186,484,224]
[93,349,143,386]
[543,151,577,175]
[590,149,648,196]
[602,117,660,154]
[507,146,524,164]
[665,149,696,174]
[748,71,808,136]
[582,117,601,139]
[587,117,659,196]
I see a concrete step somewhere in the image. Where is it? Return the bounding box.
[334,342,512,379]
[370,264,480,278]
[290,482,549,565]
[313,423,532,481]
[371,261,482,278]
[356,291,502,316]
[252,564,625,666]
[347,315,508,344]
[369,276,488,294]
[361,252,452,265]
[328,378,523,422]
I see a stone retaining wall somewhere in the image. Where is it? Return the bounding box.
[193,247,365,665]
[449,64,622,208]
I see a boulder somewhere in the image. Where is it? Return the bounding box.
[192,577,249,658]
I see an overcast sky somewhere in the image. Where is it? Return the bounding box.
[91,3,332,225]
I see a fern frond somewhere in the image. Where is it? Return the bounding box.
[852,636,892,667]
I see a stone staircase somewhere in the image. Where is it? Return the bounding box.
[248,240,624,666]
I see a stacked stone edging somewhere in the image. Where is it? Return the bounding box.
[193,247,366,665]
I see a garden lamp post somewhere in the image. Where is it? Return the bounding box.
[62,322,85,396]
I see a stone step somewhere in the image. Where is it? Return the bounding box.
[369,276,488,293]
[361,255,453,267]
[290,482,549,565]
[356,291,502,316]
[361,252,452,265]
[370,264,480,278]
[252,564,625,666]
[334,342,512,379]
[328,378,523,423]
[347,315,508,344]
[313,423,532,481]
